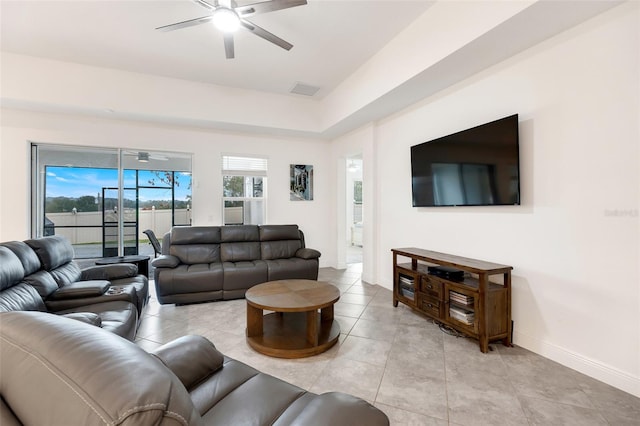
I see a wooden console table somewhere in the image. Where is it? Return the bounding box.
[392,248,512,353]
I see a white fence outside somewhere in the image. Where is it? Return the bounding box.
[47,208,191,244]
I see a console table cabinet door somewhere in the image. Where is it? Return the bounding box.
[394,268,419,307]
[444,282,479,335]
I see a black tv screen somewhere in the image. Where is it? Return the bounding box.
[411,114,520,207]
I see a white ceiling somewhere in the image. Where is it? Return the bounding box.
[0,0,624,138]
[0,0,434,98]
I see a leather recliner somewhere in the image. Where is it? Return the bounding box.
[0,235,150,340]
[153,224,321,305]
[22,236,149,315]
[0,246,138,340]
[0,311,389,426]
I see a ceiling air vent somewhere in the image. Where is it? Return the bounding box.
[290,82,320,97]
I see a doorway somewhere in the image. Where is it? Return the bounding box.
[346,157,363,264]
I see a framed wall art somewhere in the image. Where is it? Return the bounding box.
[290,164,313,201]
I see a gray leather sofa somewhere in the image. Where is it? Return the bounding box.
[0,236,149,340]
[0,311,389,425]
[153,224,321,305]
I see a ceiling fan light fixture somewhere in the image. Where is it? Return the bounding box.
[212,7,240,33]
[138,152,150,163]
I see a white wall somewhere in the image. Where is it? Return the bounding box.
[0,0,637,399]
[349,2,639,396]
[0,110,335,267]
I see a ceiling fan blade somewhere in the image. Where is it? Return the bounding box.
[156,15,213,32]
[235,0,307,19]
[240,19,293,51]
[192,0,218,10]
[223,33,235,59]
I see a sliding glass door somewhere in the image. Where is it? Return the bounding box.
[32,144,192,259]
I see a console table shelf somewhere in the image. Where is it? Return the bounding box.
[392,247,513,353]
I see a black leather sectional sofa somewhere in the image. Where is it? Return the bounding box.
[152,224,321,305]
[0,311,389,425]
[0,236,148,340]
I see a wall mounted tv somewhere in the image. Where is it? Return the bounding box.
[411,114,520,207]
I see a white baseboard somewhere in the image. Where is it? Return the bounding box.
[513,330,640,398]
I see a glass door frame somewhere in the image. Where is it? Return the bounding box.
[31,143,192,258]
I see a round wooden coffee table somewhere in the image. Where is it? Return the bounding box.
[245,279,341,359]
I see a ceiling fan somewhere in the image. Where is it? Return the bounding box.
[123,151,169,162]
[156,0,308,59]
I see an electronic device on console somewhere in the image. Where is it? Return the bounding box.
[427,265,465,281]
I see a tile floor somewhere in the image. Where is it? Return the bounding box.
[136,265,640,425]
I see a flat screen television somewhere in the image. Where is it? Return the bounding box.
[411,114,520,207]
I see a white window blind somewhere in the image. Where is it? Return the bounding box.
[222,155,268,176]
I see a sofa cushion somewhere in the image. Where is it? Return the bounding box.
[200,367,306,425]
[284,392,391,426]
[221,225,260,242]
[25,236,74,271]
[189,357,260,416]
[259,225,303,260]
[0,282,46,312]
[156,264,224,296]
[171,245,221,265]
[259,225,300,241]
[222,261,268,291]
[56,301,138,341]
[171,226,221,245]
[219,229,266,263]
[2,241,42,275]
[220,242,261,262]
[0,247,24,291]
[62,312,102,327]
[264,258,319,281]
[48,262,82,286]
[261,240,302,260]
[152,335,224,391]
[24,270,66,298]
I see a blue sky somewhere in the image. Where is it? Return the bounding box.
[46,167,192,202]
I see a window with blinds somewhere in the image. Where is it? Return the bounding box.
[221,155,268,176]
[221,155,267,225]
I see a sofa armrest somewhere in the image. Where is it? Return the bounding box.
[61,312,102,327]
[151,335,224,390]
[296,248,321,260]
[81,264,138,280]
[48,280,110,300]
[151,255,180,269]
[290,392,389,426]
